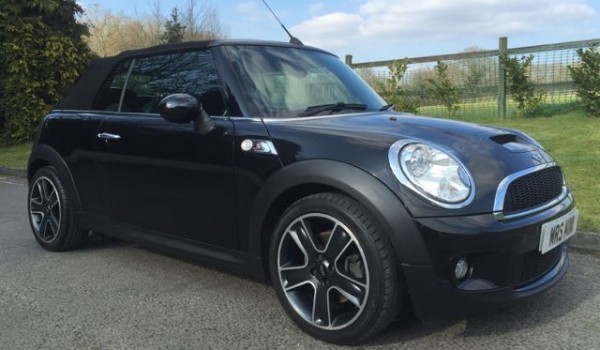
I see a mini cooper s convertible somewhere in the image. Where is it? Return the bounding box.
[27,40,578,344]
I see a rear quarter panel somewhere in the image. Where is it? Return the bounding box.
[34,111,106,214]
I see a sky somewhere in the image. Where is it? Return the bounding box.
[84,0,600,63]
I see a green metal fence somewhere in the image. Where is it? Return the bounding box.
[347,37,599,120]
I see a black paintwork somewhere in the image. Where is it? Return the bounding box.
[95,113,238,248]
[29,40,574,320]
[264,112,555,218]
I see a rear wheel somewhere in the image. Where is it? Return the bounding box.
[269,193,402,344]
[28,166,87,251]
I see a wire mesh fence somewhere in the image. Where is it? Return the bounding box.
[348,37,599,120]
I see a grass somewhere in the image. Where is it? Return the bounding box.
[0,109,597,232]
[418,94,580,122]
[0,142,31,170]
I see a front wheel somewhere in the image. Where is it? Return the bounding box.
[269,193,403,344]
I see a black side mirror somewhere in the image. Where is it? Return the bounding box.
[158,94,199,124]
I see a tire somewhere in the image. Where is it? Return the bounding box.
[269,193,403,344]
[27,166,87,251]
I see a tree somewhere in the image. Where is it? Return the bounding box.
[0,0,91,143]
[181,0,228,41]
[568,44,600,117]
[161,7,186,44]
[378,59,420,114]
[428,61,461,117]
[84,2,228,57]
[460,46,495,100]
[501,54,546,117]
[85,5,162,57]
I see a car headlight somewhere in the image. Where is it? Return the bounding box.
[388,140,475,208]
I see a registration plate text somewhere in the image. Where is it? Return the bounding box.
[539,209,578,254]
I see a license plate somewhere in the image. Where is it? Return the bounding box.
[539,209,578,254]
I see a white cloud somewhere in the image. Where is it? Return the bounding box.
[308,3,325,16]
[292,0,597,49]
[291,13,362,48]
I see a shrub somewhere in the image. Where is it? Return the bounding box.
[378,59,420,114]
[568,44,600,117]
[501,54,546,117]
[427,61,461,117]
[0,0,91,144]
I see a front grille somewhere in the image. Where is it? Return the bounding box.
[518,245,563,284]
[504,166,564,213]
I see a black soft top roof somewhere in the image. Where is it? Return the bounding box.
[57,40,330,111]
[116,39,329,58]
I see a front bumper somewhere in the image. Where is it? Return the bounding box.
[403,244,568,319]
[402,193,574,320]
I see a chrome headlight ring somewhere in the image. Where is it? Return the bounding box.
[388,139,476,209]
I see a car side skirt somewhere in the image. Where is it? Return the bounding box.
[76,212,267,281]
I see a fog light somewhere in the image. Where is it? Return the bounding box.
[454,257,469,280]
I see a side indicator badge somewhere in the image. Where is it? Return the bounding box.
[240,139,278,156]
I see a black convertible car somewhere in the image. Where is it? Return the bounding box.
[27,40,577,344]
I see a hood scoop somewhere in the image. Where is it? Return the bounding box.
[490,133,517,144]
[489,133,537,152]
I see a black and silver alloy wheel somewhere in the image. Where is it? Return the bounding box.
[277,213,369,330]
[270,193,403,344]
[28,166,87,251]
[29,176,62,243]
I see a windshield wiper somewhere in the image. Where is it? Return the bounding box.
[298,102,368,117]
[380,104,394,111]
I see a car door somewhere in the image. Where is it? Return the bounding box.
[94,50,238,249]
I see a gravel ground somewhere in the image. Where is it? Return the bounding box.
[1,175,599,350]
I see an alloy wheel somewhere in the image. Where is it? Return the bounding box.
[277,213,370,330]
[29,176,62,243]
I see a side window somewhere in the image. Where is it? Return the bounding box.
[121,50,226,116]
[92,59,132,111]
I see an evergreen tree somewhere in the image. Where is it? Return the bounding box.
[161,7,186,44]
[0,0,91,143]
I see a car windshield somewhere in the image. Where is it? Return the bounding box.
[222,45,386,118]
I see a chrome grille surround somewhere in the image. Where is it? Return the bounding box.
[493,162,567,220]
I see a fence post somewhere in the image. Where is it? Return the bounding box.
[498,37,508,119]
[345,54,353,66]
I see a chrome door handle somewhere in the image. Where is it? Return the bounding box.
[97,133,122,140]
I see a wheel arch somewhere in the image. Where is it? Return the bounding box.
[28,144,82,211]
[247,159,431,280]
